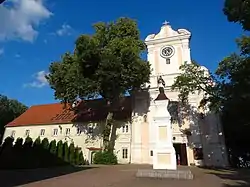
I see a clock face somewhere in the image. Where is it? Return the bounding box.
[161,46,174,58]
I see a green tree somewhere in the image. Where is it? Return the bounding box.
[172,1,250,167]
[0,137,14,169]
[69,143,75,164]
[23,136,33,168]
[63,142,69,163]
[49,140,57,166]
[46,17,151,151]
[74,147,80,165]
[57,140,63,159]
[13,138,23,168]
[49,140,57,155]
[41,138,49,150]
[79,151,85,165]
[41,138,49,167]
[0,95,27,141]
[223,0,250,31]
[33,137,42,167]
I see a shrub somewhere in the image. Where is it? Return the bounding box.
[79,151,85,165]
[41,138,50,167]
[69,143,75,164]
[57,140,63,158]
[23,136,33,168]
[63,142,69,163]
[74,147,80,165]
[93,151,117,165]
[0,136,14,169]
[49,140,57,155]
[41,138,49,150]
[193,148,204,160]
[33,137,42,167]
[13,138,23,168]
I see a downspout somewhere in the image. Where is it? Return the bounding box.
[129,120,132,164]
[129,93,135,164]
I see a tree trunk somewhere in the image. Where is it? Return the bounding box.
[102,99,119,152]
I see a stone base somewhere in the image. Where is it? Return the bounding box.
[136,169,193,180]
[153,147,176,170]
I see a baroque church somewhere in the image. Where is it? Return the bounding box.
[3,22,229,167]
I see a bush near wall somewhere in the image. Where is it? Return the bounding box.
[93,150,118,165]
[0,136,85,169]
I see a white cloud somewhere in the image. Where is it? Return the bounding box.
[24,70,48,88]
[56,24,72,36]
[0,0,52,42]
[0,48,4,56]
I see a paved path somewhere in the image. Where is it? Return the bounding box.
[0,165,249,187]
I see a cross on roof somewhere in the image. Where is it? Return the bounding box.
[163,20,170,25]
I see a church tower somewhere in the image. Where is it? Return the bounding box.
[145,21,192,89]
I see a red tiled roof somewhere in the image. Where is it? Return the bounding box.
[6,97,132,127]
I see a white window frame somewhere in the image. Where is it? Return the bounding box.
[40,129,45,136]
[53,128,58,136]
[122,148,128,159]
[66,128,70,135]
[122,125,129,133]
[77,127,81,135]
[25,129,30,137]
[11,130,16,138]
[88,126,93,134]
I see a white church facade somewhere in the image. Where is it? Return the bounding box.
[2,23,229,168]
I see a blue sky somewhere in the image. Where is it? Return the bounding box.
[0,0,243,107]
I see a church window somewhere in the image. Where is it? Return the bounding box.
[77,127,82,135]
[166,58,170,64]
[11,130,16,138]
[25,130,30,137]
[150,150,153,156]
[143,115,147,122]
[122,148,128,159]
[53,129,58,136]
[40,129,45,136]
[66,128,70,135]
[122,125,129,133]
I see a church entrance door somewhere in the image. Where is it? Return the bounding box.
[173,143,188,165]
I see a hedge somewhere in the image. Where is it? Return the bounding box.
[0,136,86,169]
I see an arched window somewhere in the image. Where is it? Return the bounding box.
[143,114,147,123]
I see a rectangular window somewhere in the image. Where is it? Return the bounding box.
[150,150,153,156]
[53,129,58,136]
[77,127,81,135]
[25,130,30,137]
[40,129,45,136]
[11,130,16,138]
[122,125,129,133]
[66,128,70,135]
[122,148,128,159]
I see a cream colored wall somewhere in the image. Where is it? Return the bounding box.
[3,121,131,164]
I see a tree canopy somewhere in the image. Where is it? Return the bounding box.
[47,17,150,104]
[46,17,151,150]
[0,95,27,138]
[172,0,250,167]
[223,0,250,31]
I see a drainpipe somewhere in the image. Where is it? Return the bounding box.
[129,121,132,164]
